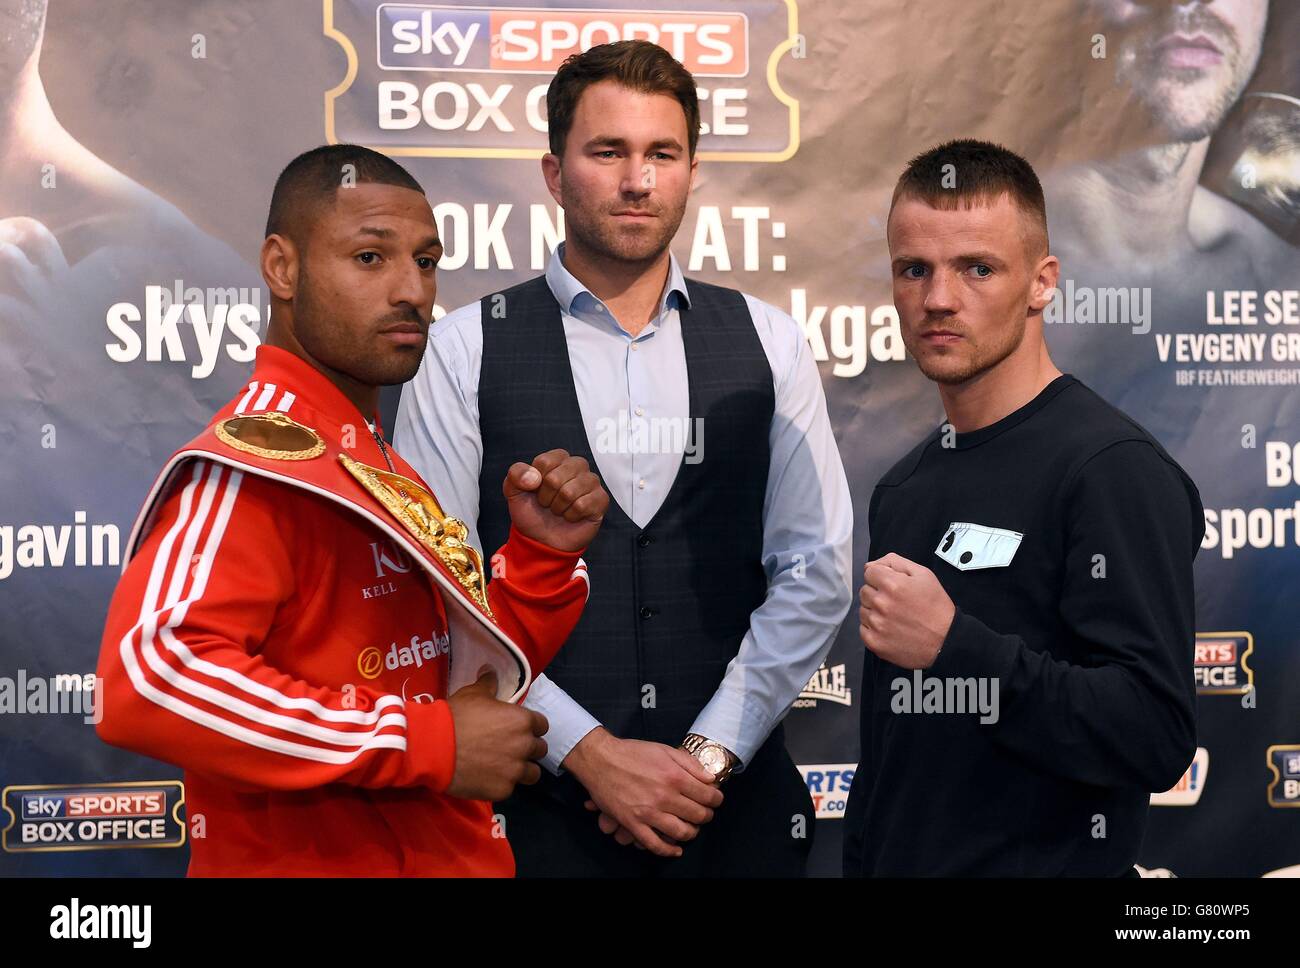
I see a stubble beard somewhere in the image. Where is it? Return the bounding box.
[561,184,687,269]
[1113,8,1259,143]
[912,316,1027,386]
[294,264,426,389]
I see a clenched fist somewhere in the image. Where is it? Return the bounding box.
[445,670,550,802]
[859,552,956,670]
[504,449,608,552]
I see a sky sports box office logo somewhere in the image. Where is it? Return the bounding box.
[2,782,186,853]
[1194,632,1255,696]
[324,0,802,160]
[1267,746,1300,808]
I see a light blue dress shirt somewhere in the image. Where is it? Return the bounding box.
[394,243,853,772]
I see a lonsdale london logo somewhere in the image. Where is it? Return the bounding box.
[794,662,852,709]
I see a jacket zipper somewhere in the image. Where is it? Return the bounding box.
[370,424,395,472]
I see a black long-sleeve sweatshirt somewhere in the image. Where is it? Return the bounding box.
[843,374,1204,877]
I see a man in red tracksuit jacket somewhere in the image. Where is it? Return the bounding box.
[96,145,610,876]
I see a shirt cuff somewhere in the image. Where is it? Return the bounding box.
[689,690,766,769]
[522,676,602,775]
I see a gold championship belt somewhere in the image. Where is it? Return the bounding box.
[338,455,493,618]
[215,411,493,617]
[215,411,326,461]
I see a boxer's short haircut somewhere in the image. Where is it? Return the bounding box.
[891,139,1050,257]
[265,144,424,246]
[546,39,701,159]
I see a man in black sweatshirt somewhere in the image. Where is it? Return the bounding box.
[842,139,1204,877]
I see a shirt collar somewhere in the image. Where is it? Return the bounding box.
[250,344,381,429]
[544,241,691,325]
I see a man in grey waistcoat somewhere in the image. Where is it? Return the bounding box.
[395,40,853,876]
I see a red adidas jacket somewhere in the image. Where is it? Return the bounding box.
[97,345,590,876]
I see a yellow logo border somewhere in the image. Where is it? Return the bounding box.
[1266,744,1300,809]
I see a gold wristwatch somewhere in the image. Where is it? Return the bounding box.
[681,733,739,784]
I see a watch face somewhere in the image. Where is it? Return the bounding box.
[699,746,727,776]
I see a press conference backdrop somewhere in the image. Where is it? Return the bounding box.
[1,0,1296,876]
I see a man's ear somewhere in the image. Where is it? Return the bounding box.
[688,153,699,194]
[261,234,298,302]
[1028,254,1060,312]
[541,153,563,207]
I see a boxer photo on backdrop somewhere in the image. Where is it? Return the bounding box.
[842,139,1205,877]
[95,144,610,877]
[395,39,854,877]
[1050,0,1286,281]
